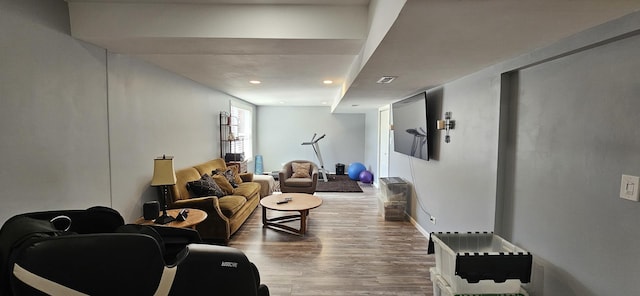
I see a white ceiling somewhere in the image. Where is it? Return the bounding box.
[65,0,640,113]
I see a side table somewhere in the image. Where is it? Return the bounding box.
[135,208,207,230]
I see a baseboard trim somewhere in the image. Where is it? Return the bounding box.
[408,214,430,239]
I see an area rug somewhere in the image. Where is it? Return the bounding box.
[315,174,363,193]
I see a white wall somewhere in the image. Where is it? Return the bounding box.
[256,106,365,173]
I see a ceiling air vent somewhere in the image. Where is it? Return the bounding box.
[376,76,397,84]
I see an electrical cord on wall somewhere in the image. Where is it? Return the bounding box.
[408,155,432,218]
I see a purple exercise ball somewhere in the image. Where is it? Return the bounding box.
[359,170,373,184]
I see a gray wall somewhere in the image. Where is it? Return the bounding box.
[1,0,111,218]
[106,53,254,220]
[0,0,254,223]
[501,31,640,296]
[388,72,501,233]
[385,10,640,296]
[256,106,365,174]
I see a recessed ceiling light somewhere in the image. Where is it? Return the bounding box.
[323,80,333,85]
[376,76,397,84]
[321,101,327,105]
[249,80,261,84]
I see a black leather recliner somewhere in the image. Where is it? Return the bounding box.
[0,206,269,296]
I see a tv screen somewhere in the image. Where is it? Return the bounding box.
[392,91,429,160]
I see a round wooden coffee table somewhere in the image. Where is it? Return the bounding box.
[260,193,322,235]
[135,208,207,230]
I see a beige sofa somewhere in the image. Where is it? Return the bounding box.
[169,158,261,244]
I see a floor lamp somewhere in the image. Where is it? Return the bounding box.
[151,155,177,224]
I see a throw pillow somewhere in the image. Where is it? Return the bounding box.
[229,166,243,185]
[212,174,235,195]
[291,162,311,178]
[187,174,225,198]
[213,168,239,188]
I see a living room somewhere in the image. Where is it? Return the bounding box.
[2,0,640,295]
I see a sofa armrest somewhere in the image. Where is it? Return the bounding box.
[279,166,292,181]
[240,172,254,182]
[171,196,219,213]
[311,166,319,188]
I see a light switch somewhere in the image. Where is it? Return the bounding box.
[619,175,640,201]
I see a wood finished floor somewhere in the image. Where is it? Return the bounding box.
[229,185,435,296]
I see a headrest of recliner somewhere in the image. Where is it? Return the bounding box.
[116,224,166,256]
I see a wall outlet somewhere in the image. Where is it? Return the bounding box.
[619,174,640,201]
[429,215,436,224]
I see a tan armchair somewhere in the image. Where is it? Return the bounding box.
[279,160,319,194]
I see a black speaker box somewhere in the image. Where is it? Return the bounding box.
[143,201,160,220]
[225,153,244,162]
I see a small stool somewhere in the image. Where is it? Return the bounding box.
[253,174,276,198]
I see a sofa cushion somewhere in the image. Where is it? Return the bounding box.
[284,177,313,187]
[217,195,246,218]
[187,174,225,198]
[212,174,235,195]
[233,182,261,201]
[193,158,227,176]
[291,162,311,178]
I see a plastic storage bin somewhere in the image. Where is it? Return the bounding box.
[379,177,409,201]
[428,232,532,294]
[430,268,528,296]
[378,177,409,221]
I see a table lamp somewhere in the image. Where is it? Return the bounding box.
[151,155,177,224]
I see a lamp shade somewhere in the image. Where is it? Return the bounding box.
[151,156,177,186]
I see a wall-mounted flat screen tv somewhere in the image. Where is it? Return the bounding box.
[392,91,429,161]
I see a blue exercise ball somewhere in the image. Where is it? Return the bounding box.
[359,170,373,184]
[347,162,366,180]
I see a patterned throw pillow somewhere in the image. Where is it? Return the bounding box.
[213,169,239,188]
[291,162,311,178]
[229,166,243,184]
[187,174,225,198]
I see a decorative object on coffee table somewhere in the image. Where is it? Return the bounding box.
[151,155,177,224]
